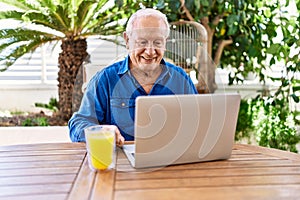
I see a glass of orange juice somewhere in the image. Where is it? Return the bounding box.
[84,125,116,171]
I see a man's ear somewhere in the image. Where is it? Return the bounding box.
[123,32,129,49]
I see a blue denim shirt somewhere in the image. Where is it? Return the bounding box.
[68,56,198,142]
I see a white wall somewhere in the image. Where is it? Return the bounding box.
[0,84,58,112]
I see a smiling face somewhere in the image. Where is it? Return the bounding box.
[124,16,168,73]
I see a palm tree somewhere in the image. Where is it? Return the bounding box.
[0,0,135,122]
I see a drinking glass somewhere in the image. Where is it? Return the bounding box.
[84,125,116,171]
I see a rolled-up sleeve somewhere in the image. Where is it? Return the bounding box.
[68,71,108,142]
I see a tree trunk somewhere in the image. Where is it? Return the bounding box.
[179,1,217,93]
[57,37,88,122]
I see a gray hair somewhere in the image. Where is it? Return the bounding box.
[126,8,170,37]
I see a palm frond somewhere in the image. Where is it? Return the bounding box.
[38,0,59,11]
[0,10,24,20]
[84,9,124,34]
[72,0,114,34]
[0,0,34,11]
[0,28,59,41]
[0,1,69,34]
[0,0,137,70]
[24,8,69,33]
[76,1,99,32]
[0,28,58,68]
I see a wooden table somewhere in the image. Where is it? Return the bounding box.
[0,143,300,200]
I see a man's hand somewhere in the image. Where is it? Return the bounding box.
[114,126,125,147]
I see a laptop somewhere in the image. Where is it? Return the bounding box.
[122,93,241,168]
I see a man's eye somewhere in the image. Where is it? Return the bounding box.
[137,41,147,46]
[154,41,163,46]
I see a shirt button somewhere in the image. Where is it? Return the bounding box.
[121,102,126,107]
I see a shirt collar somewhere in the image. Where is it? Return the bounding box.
[159,59,170,79]
[117,56,130,75]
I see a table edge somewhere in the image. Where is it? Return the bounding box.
[233,143,300,162]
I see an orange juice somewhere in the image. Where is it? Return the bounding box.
[85,126,115,171]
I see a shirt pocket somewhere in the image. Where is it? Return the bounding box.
[110,98,135,130]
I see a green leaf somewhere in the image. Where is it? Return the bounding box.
[290,94,299,103]
[248,45,259,57]
[156,0,166,9]
[270,57,275,65]
[292,86,300,92]
[264,8,271,18]
[227,24,238,35]
[201,0,209,7]
[226,14,240,26]
[269,77,282,82]
[194,0,201,10]
[266,43,282,54]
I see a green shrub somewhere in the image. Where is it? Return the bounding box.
[235,99,256,143]
[21,117,48,126]
[236,97,300,153]
[35,98,58,112]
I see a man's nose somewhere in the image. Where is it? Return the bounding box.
[144,44,155,55]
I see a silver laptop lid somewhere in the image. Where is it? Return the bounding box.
[133,93,241,168]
